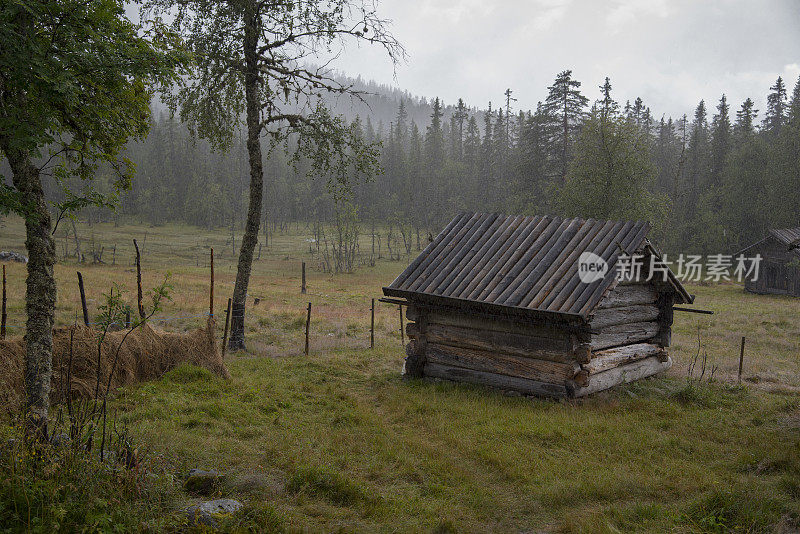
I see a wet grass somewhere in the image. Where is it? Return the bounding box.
[1,215,800,532]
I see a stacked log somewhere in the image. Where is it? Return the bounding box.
[403,279,674,398]
[589,283,661,351]
[404,304,584,397]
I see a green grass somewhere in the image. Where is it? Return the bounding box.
[2,215,800,532]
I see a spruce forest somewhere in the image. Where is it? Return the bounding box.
[52,71,800,259]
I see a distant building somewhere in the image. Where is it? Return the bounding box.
[383,212,694,398]
[738,227,800,296]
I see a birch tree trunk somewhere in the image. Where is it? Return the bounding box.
[228,0,263,351]
[2,142,56,441]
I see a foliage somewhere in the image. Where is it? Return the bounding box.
[557,104,667,226]
[0,0,186,219]
[0,421,180,532]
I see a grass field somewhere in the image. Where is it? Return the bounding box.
[2,216,800,532]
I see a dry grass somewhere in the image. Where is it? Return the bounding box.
[2,215,800,532]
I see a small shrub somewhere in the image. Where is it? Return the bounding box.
[0,423,179,532]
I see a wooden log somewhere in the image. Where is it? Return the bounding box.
[405,305,570,342]
[530,220,617,309]
[440,215,522,296]
[425,343,580,383]
[134,238,145,319]
[424,362,569,397]
[370,298,375,349]
[399,305,404,346]
[391,213,465,289]
[597,284,658,309]
[573,369,589,387]
[304,302,311,355]
[209,248,214,317]
[404,314,428,377]
[1,265,6,339]
[546,220,628,310]
[589,304,660,330]
[406,322,574,362]
[418,213,499,294]
[584,343,666,374]
[463,216,547,300]
[572,356,672,397]
[77,271,89,326]
[407,213,483,292]
[574,223,651,316]
[222,297,232,357]
[478,217,566,302]
[655,293,674,348]
[522,218,602,309]
[497,218,584,306]
[591,321,659,351]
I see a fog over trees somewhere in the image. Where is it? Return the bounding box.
[22,70,800,258]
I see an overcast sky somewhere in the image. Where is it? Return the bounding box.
[332,0,800,119]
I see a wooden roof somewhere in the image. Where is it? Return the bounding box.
[383,212,692,320]
[737,227,800,257]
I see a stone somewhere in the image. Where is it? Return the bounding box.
[185,468,224,496]
[0,251,28,263]
[185,499,242,529]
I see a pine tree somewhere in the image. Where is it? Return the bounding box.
[733,98,758,142]
[763,76,788,134]
[452,98,468,162]
[543,70,589,182]
[709,94,731,189]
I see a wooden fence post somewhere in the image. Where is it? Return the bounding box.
[305,302,311,355]
[370,298,375,349]
[209,248,214,317]
[738,336,746,382]
[399,304,404,346]
[133,239,145,319]
[77,271,89,326]
[112,244,116,265]
[301,262,307,294]
[222,297,232,357]
[1,265,6,339]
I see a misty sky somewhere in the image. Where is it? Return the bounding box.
[127,0,800,120]
[333,0,800,119]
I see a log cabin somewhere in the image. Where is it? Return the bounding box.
[382,212,694,398]
[737,227,800,297]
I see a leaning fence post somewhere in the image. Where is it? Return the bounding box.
[304,302,311,355]
[209,248,214,317]
[370,298,375,349]
[738,336,746,382]
[399,304,404,346]
[222,297,232,357]
[77,271,89,327]
[301,262,307,294]
[1,265,6,339]
[133,239,145,319]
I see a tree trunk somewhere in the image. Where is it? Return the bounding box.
[228,1,263,351]
[2,143,56,441]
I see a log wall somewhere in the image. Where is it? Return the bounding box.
[404,281,674,398]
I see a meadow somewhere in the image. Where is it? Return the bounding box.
[1,216,799,533]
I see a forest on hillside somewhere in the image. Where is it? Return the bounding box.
[18,70,800,262]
